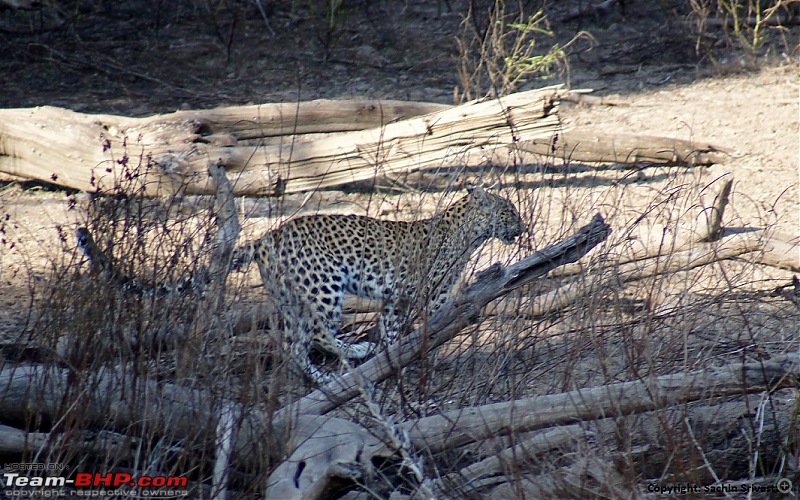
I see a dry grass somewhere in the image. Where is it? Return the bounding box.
[1,131,796,497]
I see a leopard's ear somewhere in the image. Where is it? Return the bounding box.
[467,184,488,202]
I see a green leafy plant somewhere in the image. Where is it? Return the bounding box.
[456,2,568,101]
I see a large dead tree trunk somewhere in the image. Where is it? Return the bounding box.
[0,98,448,195]
[0,99,446,188]
[516,130,729,165]
[1,353,797,486]
[0,88,729,196]
[0,89,560,196]
[396,352,800,455]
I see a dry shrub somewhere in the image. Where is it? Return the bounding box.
[1,135,798,497]
[3,146,283,495]
[689,0,799,56]
[456,0,569,101]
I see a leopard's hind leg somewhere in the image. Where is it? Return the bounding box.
[279,263,374,385]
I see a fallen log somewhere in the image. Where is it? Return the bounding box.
[0,363,215,448]
[516,130,730,165]
[0,98,447,196]
[264,415,393,500]
[270,351,800,498]
[397,352,800,455]
[0,89,560,196]
[0,424,135,461]
[2,351,797,496]
[752,231,800,271]
[488,454,632,499]
[1,89,732,196]
[443,393,797,496]
[435,425,586,493]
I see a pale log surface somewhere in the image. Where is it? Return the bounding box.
[0,90,559,196]
[756,230,800,271]
[400,352,800,454]
[0,99,448,196]
[1,88,732,197]
[1,350,797,473]
[516,130,729,165]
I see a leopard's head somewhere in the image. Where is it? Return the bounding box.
[465,186,525,245]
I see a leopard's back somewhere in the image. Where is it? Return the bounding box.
[250,214,427,298]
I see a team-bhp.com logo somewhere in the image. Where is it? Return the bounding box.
[4,471,188,493]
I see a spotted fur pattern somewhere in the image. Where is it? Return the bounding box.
[231,187,524,384]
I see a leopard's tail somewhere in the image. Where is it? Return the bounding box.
[230,241,257,271]
[76,227,207,297]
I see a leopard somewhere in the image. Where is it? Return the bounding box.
[231,186,525,385]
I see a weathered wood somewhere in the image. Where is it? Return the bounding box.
[0,423,135,461]
[516,130,730,165]
[397,352,800,454]
[146,100,451,139]
[485,230,763,318]
[754,231,800,271]
[0,99,447,196]
[2,352,798,477]
[608,397,797,483]
[435,425,585,494]
[0,172,27,183]
[265,415,393,500]
[488,455,632,499]
[0,363,216,446]
[702,177,732,242]
[1,90,734,196]
[442,393,797,495]
[0,89,559,196]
